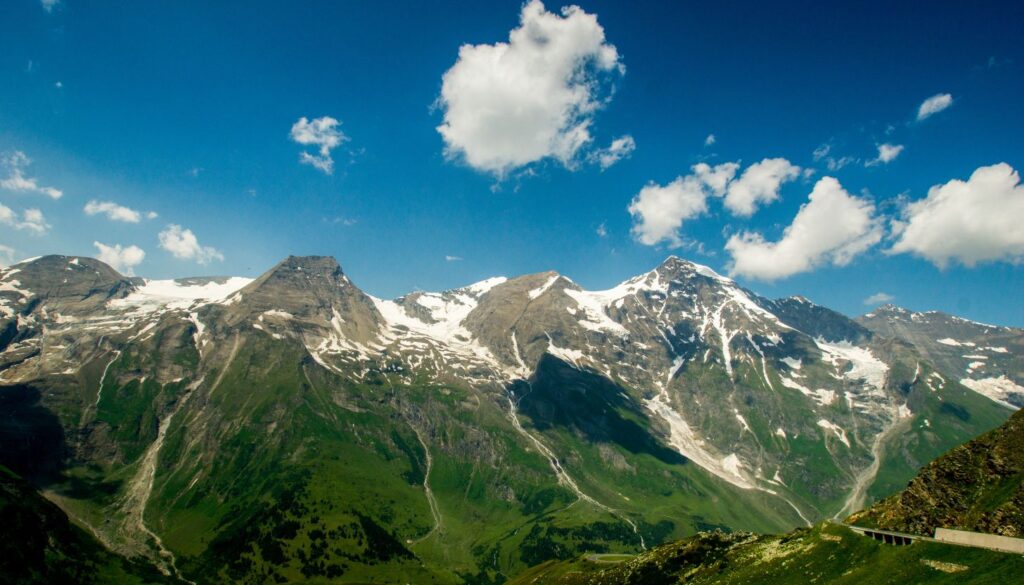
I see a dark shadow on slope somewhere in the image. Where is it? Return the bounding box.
[517,354,686,465]
[0,384,68,486]
[0,465,172,585]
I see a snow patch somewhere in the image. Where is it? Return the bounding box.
[563,288,629,336]
[781,357,802,370]
[814,338,888,391]
[960,376,1022,410]
[816,419,850,447]
[111,277,253,312]
[528,274,561,300]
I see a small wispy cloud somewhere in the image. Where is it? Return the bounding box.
[445,255,463,262]
[291,116,348,175]
[863,292,894,305]
[917,93,953,121]
[704,134,716,146]
[0,151,62,199]
[589,135,636,170]
[596,222,607,238]
[813,143,858,171]
[84,200,156,223]
[322,216,356,226]
[866,143,904,167]
[0,203,50,234]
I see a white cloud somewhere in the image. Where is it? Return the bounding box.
[705,134,716,146]
[867,143,904,166]
[596,222,607,237]
[0,203,50,234]
[863,292,894,305]
[0,151,62,199]
[629,175,709,247]
[693,161,739,196]
[590,135,635,170]
[158,224,224,264]
[445,255,463,262]
[83,200,152,223]
[725,176,882,280]
[41,0,59,13]
[722,157,801,217]
[0,244,14,267]
[93,241,145,275]
[146,211,159,220]
[628,161,739,247]
[917,93,953,121]
[889,163,1024,268]
[436,0,622,176]
[290,116,347,175]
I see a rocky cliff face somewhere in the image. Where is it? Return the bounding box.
[0,254,1019,583]
[848,406,1024,537]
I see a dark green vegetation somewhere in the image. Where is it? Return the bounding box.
[510,522,1024,585]
[850,406,1024,537]
[0,465,171,585]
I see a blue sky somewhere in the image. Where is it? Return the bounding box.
[2,1,1022,326]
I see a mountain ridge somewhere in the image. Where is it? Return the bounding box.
[1,253,1021,582]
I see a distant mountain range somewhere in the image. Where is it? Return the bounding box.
[0,254,1021,583]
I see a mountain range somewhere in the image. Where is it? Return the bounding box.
[0,254,1021,583]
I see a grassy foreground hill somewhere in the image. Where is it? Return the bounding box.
[510,522,1024,585]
